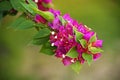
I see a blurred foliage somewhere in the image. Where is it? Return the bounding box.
[0,0,120,80]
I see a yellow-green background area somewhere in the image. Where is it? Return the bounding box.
[0,0,120,80]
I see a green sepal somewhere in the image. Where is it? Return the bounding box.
[71,61,82,73]
[74,28,83,42]
[66,47,78,58]
[79,39,87,48]
[82,53,93,66]
[89,33,97,43]
[89,47,103,54]
[59,16,66,26]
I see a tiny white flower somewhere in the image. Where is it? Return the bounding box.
[51,43,54,46]
[34,0,38,3]
[71,59,75,63]
[54,36,57,39]
[51,31,55,35]
[62,54,65,58]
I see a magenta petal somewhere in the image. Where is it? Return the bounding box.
[49,17,61,30]
[93,53,101,61]
[83,31,94,41]
[93,40,103,48]
[49,8,60,17]
[62,57,72,66]
[34,14,47,23]
[63,14,73,23]
[77,23,86,33]
[73,20,79,27]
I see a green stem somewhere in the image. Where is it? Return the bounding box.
[32,7,54,22]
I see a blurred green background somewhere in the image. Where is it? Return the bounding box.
[0,0,120,80]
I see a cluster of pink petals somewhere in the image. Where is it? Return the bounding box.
[49,9,103,66]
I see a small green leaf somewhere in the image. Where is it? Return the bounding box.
[10,0,26,11]
[74,28,83,42]
[27,0,38,8]
[20,0,38,15]
[10,17,34,30]
[0,1,12,11]
[82,53,93,66]
[10,17,25,28]
[34,28,50,39]
[16,20,35,29]
[89,47,103,53]
[32,37,49,45]
[17,20,34,30]
[20,2,35,15]
[59,16,66,26]
[35,23,47,28]
[71,61,82,73]
[66,47,78,58]
[79,39,87,48]
[40,41,56,55]
[89,33,97,43]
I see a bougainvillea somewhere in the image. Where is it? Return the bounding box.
[0,0,103,73]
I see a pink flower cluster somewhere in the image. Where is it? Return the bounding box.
[49,10,103,66]
[35,0,103,66]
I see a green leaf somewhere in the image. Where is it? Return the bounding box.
[59,16,66,26]
[71,61,82,73]
[66,47,78,58]
[27,0,38,8]
[32,37,49,45]
[20,0,37,15]
[35,23,47,28]
[20,2,35,15]
[40,41,56,55]
[10,17,25,28]
[10,0,26,11]
[79,39,87,48]
[74,28,83,42]
[10,17,35,30]
[89,33,97,43]
[0,1,12,11]
[82,53,93,66]
[16,20,35,29]
[34,28,50,39]
[89,47,103,54]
